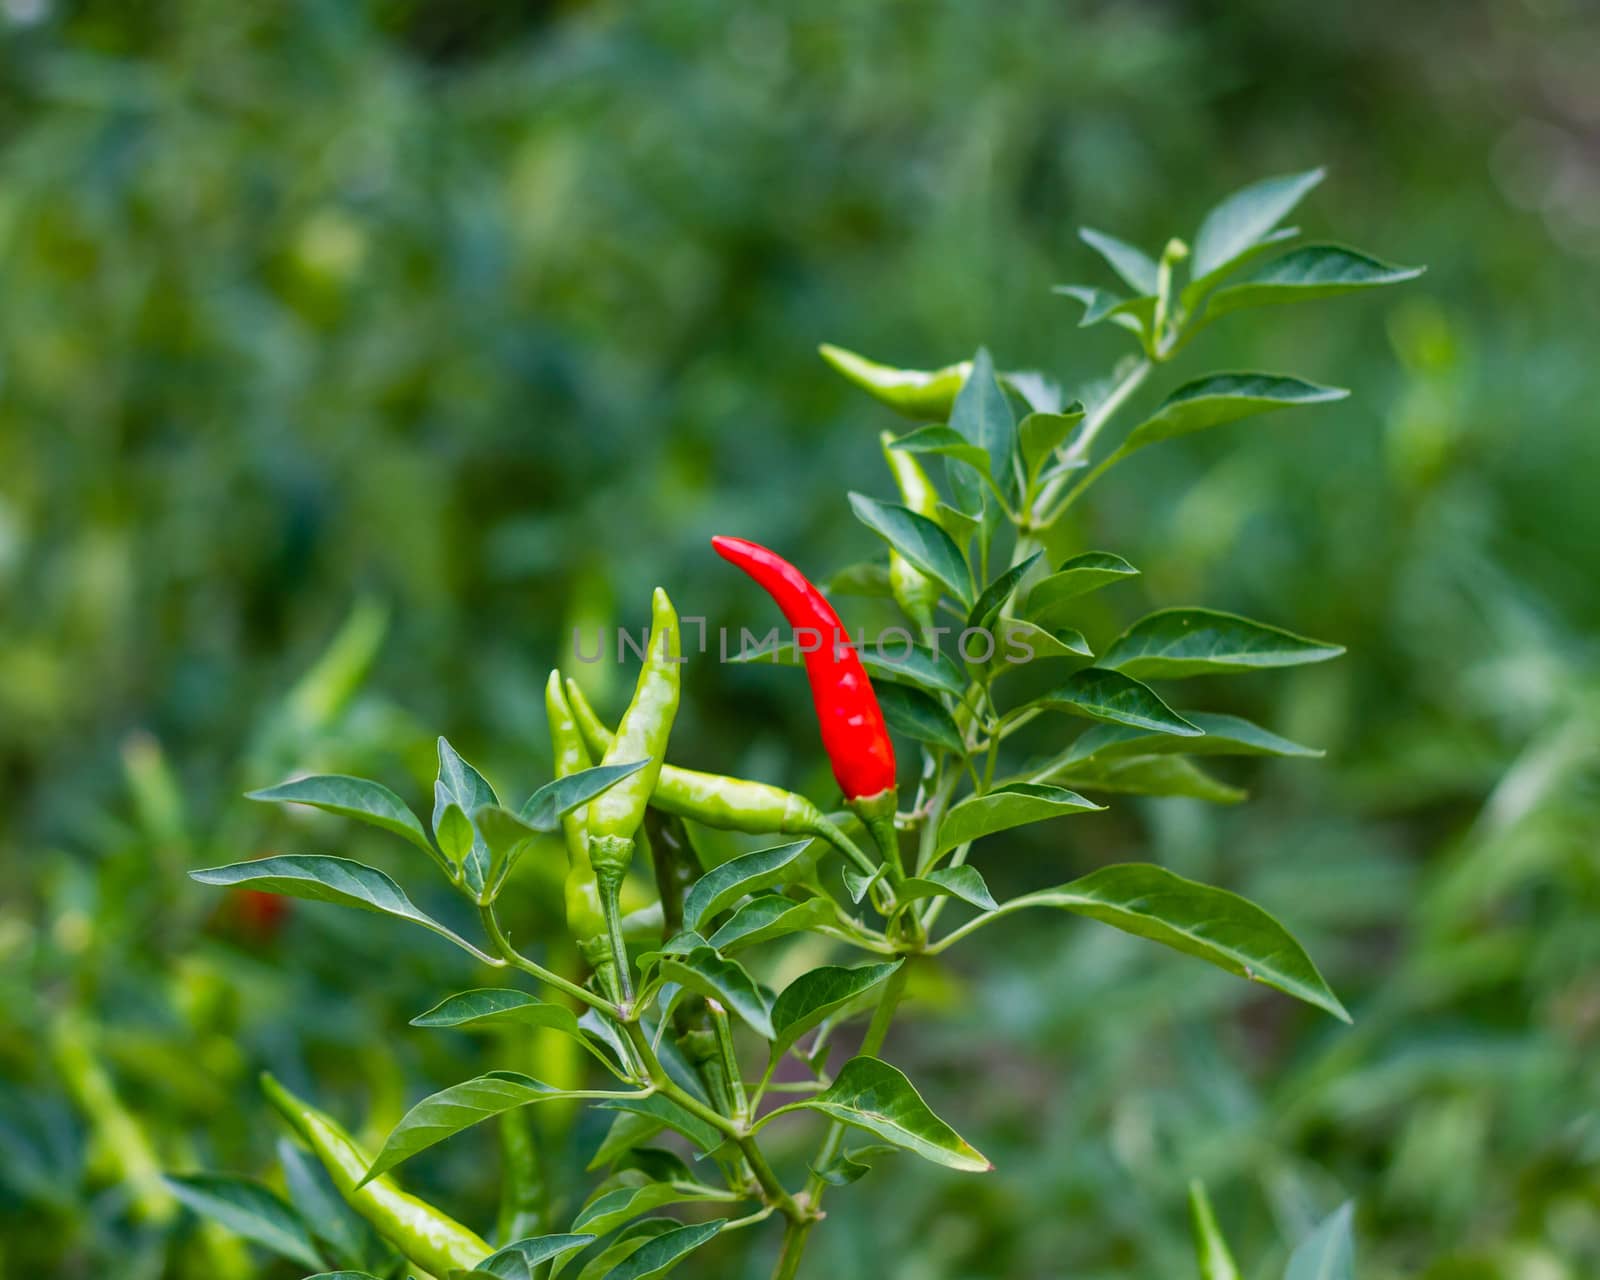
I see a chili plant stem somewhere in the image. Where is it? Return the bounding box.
[477,905,618,1016]
[772,1220,814,1280]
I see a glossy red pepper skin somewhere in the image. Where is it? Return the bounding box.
[711,535,896,801]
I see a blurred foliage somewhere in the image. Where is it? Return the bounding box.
[1,0,1597,1277]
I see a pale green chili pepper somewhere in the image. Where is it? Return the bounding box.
[819,343,971,420]
[565,677,877,879]
[261,1073,491,1277]
[545,671,609,954]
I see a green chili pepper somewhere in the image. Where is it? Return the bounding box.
[819,343,971,420]
[495,1109,545,1245]
[880,430,944,631]
[565,677,877,879]
[546,671,610,953]
[261,1073,491,1277]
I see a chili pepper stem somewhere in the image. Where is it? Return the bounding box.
[594,866,635,1010]
[707,999,749,1124]
[849,787,904,881]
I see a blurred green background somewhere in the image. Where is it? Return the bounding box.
[2,1,1597,1277]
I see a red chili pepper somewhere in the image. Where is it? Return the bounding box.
[711,536,896,801]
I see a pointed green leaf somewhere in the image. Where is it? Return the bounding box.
[162,1174,324,1270]
[886,424,990,472]
[992,620,1093,673]
[573,1184,733,1239]
[1046,754,1246,805]
[1101,608,1344,679]
[410,989,585,1042]
[1018,406,1085,476]
[1065,711,1322,766]
[435,799,474,868]
[473,805,544,896]
[1080,226,1160,295]
[898,866,998,911]
[935,783,1103,855]
[848,493,972,606]
[520,761,650,831]
[811,1142,901,1187]
[683,841,813,931]
[876,682,964,753]
[706,895,834,953]
[948,346,1015,501]
[1204,245,1423,322]
[1116,374,1348,460]
[1191,168,1325,280]
[246,775,435,860]
[363,1073,581,1183]
[587,1111,669,1172]
[1040,669,1201,736]
[434,738,498,894]
[597,1095,720,1154]
[1025,552,1139,620]
[278,1139,385,1272]
[1181,226,1300,310]
[763,1057,990,1172]
[818,344,970,420]
[968,553,1042,633]
[769,962,903,1061]
[1188,1180,1242,1280]
[1284,1202,1356,1280]
[658,947,774,1039]
[950,863,1348,1020]
[1053,285,1155,332]
[735,638,965,700]
[458,1234,596,1280]
[189,856,485,957]
[572,1220,678,1280]
[599,1219,722,1280]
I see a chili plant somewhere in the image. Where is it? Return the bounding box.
[180,169,1418,1280]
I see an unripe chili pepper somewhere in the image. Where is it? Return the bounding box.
[546,671,613,995]
[586,587,681,1003]
[261,1073,492,1276]
[879,430,943,631]
[819,343,971,420]
[565,677,878,880]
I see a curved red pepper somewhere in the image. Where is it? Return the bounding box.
[712,536,896,801]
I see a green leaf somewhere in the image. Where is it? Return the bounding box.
[1191,167,1325,280]
[935,783,1103,855]
[587,1112,669,1172]
[706,895,834,952]
[762,1057,991,1172]
[947,346,1015,503]
[959,863,1348,1020]
[1188,1180,1242,1280]
[1025,552,1139,620]
[246,775,435,861]
[1079,226,1160,295]
[898,866,998,911]
[597,1094,722,1154]
[1284,1202,1356,1280]
[768,962,903,1061]
[822,560,894,598]
[520,761,650,830]
[848,493,972,606]
[410,989,586,1042]
[1203,245,1423,322]
[658,947,774,1039]
[472,805,545,896]
[875,682,964,753]
[189,856,486,957]
[435,801,474,868]
[735,639,965,700]
[303,1273,386,1280]
[967,553,1042,633]
[1100,608,1344,679]
[457,1235,596,1280]
[1017,406,1085,477]
[161,1174,324,1271]
[886,424,990,473]
[1115,373,1348,460]
[935,501,980,546]
[1046,754,1246,805]
[1040,669,1201,736]
[279,1139,385,1273]
[599,1219,722,1280]
[683,840,813,931]
[573,1185,732,1239]
[434,738,499,895]
[1065,711,1322,766]
[991,620,1093,672]
[1053,285,1154,333]
[1181,226,1299,310]
[363,1072,577,1183]
[572,1220,678,1280]
[811,1143,900,1187]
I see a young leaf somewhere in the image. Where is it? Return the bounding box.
[1024,552,1139,619]
[706,895,834,953]
[410,989,586,1042]
[1039,669,1201,736]
[1115,373,1348,460]
[1053,285,1154,333]
[161,1174,324,1271]
[246,775,436,861]
[943,863,1348,1020]
[1046,754,1246,805]
[875,682,965,753]
[1202,244,1424,322]
[967,553,1041,633]
[1180,225,1300,310]
[362,1072,579,1183]
[1017,406,1085,477]
[848,493,973,606]
[1079,226,1160,295]
[1190,167,1325,281]
[461,1234,596,1280]
[683,840,814,931]
[1065,711,1322,766]
[573,1184,733,1239]
[189,856,487,958]
[935,783,1103,855]
[1100,608,1344,679]
[762,1057,991,1172]
[434,738,498,894]
[811,1142,901,1187]
[885,424,991,473]
[947,346,1015,503]
[897,866,998,911]
[769,962,903,1061]
[657,947,774,1039]
[520,761,650,831]
[1188,1180,1242,1280]
[473,805,544,895]
[598,1219,722,1280]
[1283,1202,1356,1280]
[435,800,474,868]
